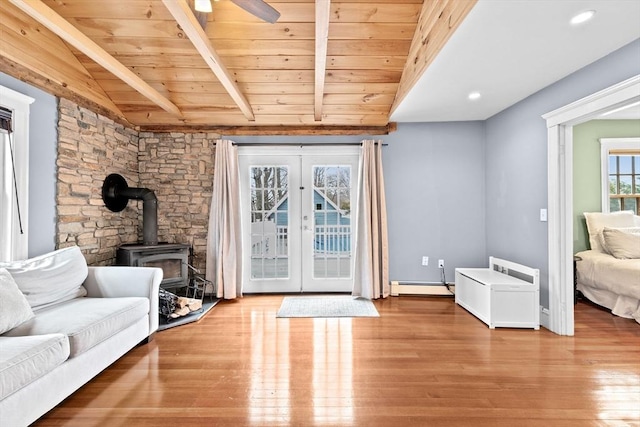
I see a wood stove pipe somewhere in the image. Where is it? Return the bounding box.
[102,173,158,245]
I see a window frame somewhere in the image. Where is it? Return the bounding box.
[0,84,34,261]
[600,137,640,214]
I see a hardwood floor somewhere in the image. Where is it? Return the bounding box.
[36,296,640,426]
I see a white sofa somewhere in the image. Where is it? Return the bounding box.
[0,246,162,426]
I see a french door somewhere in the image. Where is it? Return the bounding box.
[239,146,359,293]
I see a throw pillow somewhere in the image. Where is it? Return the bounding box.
[0,268,34,335]
[602,227,640,259]
[600,226,640,254]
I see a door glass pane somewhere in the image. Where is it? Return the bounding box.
[312,165,352,279]
[250,166,289,279]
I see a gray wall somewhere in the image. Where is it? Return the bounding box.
[485,38,640,308]
[0,73,58,257]
[382,122,486,282]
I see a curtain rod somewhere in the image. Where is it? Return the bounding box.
[231,142,387,147]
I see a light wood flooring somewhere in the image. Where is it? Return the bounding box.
[35,296,640,426]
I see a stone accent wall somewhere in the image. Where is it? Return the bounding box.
[55,98,219,270]
[56,99,139,265]
[138,132,217,272]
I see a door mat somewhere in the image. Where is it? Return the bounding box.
[158,299,220,331]
[276,295,379,318]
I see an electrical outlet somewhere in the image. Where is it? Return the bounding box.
[438,259,445,268]
[422,256,429,266]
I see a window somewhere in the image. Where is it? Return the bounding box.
[600,138,640,215]
[608,153,640,213]
[0,85,34,262]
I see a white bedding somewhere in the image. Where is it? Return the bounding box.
[575,250,640,323]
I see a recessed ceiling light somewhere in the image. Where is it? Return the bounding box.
[468,92,481,101]
[194,0,212,13]
[570,10,595,25]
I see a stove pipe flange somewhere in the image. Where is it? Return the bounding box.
[102,173,158,245]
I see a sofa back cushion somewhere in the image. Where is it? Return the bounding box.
[0,246,88,311]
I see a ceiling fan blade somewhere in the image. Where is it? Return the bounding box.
[231,0,281,23]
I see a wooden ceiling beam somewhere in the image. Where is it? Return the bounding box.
[161,0,255,121]
[139,123,398,136]
[390,0,477,115]
[7,0,182,118]
[314,0,331,121]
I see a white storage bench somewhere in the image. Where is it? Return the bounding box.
[455,257,540,329]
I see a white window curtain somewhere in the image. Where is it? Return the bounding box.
[206,139,243,299]
[0,85,34,262]
[353,139,389,299]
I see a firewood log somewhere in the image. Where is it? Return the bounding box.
[170,306,190,318]
[188,299,202,311]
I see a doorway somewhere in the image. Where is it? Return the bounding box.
[543,75,640,335]
[238,146,360,293]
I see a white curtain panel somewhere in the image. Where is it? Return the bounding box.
[206,139,242,299]
[353,140,389,299]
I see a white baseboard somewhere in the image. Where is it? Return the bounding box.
[390,281,455,296]
[539,306,550,330]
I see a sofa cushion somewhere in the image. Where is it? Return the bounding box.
[0,246,88,310]
[3,297,149,357]
[0,268,34,334]
[0,334,70,400]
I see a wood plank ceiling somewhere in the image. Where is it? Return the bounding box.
[0,0,476,134]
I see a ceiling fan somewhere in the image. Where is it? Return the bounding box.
[194,0,281,24]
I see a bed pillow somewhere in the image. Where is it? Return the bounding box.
[600,226,640,254]
[0,268,35,335]
[602,227,640,259]
[0,246,88,311]
[583,211,635,252]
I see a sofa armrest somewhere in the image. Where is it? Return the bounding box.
[83,266,162,334]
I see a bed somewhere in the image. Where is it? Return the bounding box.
[575,211,640,323]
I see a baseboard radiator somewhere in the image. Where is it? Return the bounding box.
[390,281,455,296]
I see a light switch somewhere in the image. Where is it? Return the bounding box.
[540,208,547,222]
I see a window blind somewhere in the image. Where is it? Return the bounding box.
[609,149,640,155]
[0,106,12,132]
